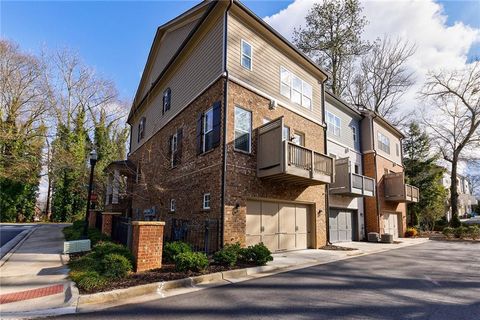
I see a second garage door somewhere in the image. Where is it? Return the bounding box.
[329,209,355,243]
[246,200,310,252]
[383,212,399,238]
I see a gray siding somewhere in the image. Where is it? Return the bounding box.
[325,98,361,152]
[131,16,224,153]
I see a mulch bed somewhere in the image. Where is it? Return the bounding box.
[319,245,358,251]
[76,262,256,294]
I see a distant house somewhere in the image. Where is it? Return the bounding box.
[441,172,478,220]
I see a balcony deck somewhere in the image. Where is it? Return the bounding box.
[330,158,375,197]
[384,172,419,203]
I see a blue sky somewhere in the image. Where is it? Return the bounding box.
[1,0,479,101]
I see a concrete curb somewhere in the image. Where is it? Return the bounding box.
[75,239,430,312]
[0,226,37,267]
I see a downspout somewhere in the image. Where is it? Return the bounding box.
[371,113,381,234]
[358,115,367,240]
[220,0,233,248]
[321,82,331,246]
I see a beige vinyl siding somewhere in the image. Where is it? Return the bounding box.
[131,16,224,153]
[227,14,323,124]
[373,121,402,164]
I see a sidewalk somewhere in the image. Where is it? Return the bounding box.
[0,224,77,319]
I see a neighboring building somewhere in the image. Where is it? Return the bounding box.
[360,109,419,238]
[325,92,375,242]
[441,172,478,220]
[107,0,335,252]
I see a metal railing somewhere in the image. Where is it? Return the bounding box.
[111,216,132,248]
[170,219,220,254]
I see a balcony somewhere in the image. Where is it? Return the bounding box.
[384,172,419,203]
[257,117,334,186]
[330,158,375,197]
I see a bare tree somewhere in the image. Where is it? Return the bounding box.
[346,36,415,125]
[465,160,480,197]
[421,61,480,224]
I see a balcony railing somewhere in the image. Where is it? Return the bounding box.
[257,117,334,186]
[384,172,419,203]
[330,158,375,197]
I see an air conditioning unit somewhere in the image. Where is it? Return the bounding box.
[381,233,394,243]
[367,232,380,242]
[64,240,91,254]
[269,99,277,110]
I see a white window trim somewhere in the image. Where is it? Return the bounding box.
[279,66,313,110]
[234,106,252,153]
[326,111,341,136]
[240,39,253,71]
[203,107,214,152]
[377,131,391,154]
[203,193,211,210]
[170,199,176,212]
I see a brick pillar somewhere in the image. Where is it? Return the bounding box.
[88,210,96,228]
[131,221,165,272]
[101,212,121,237]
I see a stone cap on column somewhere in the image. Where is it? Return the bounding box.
[131,221,165,226]
[102,212,123,215]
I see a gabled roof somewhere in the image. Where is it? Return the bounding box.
[360,108,405,139]
[325,91,362,117]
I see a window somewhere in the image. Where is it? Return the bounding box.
[354,164,359,174]
[170,128,183,168]
[351,126,357,142]
[377,132,391,154]
[241,40,252,70]
[396,143,400,157]
[203,193,211,210]
[197,102,221,154]
[234,107,252,153]
[137,117,146,142]
[283,125,290,141]
[162,88,171,114]
[170,199,176,212]
[279,67,312,109]
[326,111,341,136]
[292,132,305,146]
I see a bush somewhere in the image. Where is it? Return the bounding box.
[101,253,132,279]
[92,241,135,266]
[68,255,99,271]
[455,226,468,239]
[467,225,480,240]
[76,271,108,293]
[163,241,192,263]
[404,227,418,238]
[240,243,273,266]
[213,243,241,267]
[174,251,209,272]
[442,227,455,239]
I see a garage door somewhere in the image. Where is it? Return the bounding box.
[383,213,399,238]
[329,209,354,243]
[246,200,310,252]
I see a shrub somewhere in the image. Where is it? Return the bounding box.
[442,227,455,239]
[174,251,209,272]
[404,227,418,238]
[76,271,108,293]
[68,254,99,271]
[455,226,468,239]
[467,225,480,240]
[92,241,135,266]
[240,243,273,266]
[101,253,132,279]
[213,243,241,267]
[163,241,192,263]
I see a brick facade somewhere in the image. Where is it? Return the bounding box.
[101,212,120,237]
[224,81,328,248]
[131,221,165,272]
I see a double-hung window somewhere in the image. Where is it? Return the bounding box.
[162,88,171,114]
[378,132,390,154]
[170,199,176,212]
[279,67,312,109]
[283,125,290,141]
[203,107,214,151]
[197,102,221,154]
[396,143,400,157]
[234,106,252,153]
[241,40,252,70]
[326,111,341,136]
[203,193,211,210]
[352,126,357,142]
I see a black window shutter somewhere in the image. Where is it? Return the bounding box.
[167,88,171,111]
[176,128,183,165]
[211,101,221,148]
[162,95,166,115]
[196,113,204,155]
[168,134,173,163]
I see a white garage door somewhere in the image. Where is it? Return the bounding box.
[383,213,399,238]
[246,200,310,252]
[329,209,355,243]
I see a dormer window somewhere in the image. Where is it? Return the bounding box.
[162,88,171,114]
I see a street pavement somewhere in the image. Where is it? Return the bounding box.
[50,240,480,320]
[0,227,24,247]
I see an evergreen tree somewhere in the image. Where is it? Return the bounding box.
[403,122,447,230]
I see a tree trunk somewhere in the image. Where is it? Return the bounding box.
[450,159,459,223]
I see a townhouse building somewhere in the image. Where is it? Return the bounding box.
[325,93,375,242]
[360,110,419,238]
[105,0,336,253]
[441,172,478,220]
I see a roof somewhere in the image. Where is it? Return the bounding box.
[360,108,405,139]
[325,91,362,117]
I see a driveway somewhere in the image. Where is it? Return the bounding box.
[50,240,480,320]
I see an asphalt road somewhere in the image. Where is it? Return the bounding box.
[0,226,24,247]
[53,241,480,320]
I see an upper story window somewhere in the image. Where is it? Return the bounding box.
[283,125,290,141]
[395,143,400,157]
[351,126,357,142]
[234,106,252,153]
[241,40,252,70]
[162,88,171,114]
[280,67,312,109]
[137,117,146,143]
[196,101,221,154]
[378,131,390,154]
[169,128,183,168]
[326,111,341,136]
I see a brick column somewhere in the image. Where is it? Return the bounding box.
[88,210,96,228]
[101,212,121,237]
[131,221,165,272]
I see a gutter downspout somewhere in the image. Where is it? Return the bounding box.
[321,82,332,246]
[220,0,233,249]
[370,113,381,234]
